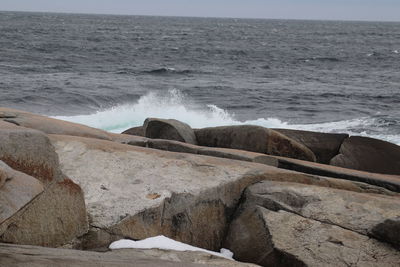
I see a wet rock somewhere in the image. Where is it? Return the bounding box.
[273,128,348,164]
[194,125,316,162]
[330,136,400,175]
[144,118,197,145]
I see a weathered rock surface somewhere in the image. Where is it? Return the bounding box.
[0,177,88,247]
[0,243,258,267]
[0,107,111,140]
[273,128,348,164]
[0,123,88,247]
[122,126,145,136]
[194,125,316,162]
[330,136,400,175]
[0,124,62,185]
[0,161,44,224]
[225,206,400,267]
[144,118,197,145]
[237,180,400,246]
[49,134,333,250]
[108,135,400,193]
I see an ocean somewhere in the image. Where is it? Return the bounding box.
[0,11,399,144]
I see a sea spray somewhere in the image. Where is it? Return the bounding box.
[54,89,400,145]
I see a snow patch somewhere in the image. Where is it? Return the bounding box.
[109,235,234,260]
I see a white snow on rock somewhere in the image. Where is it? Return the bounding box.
[109,235,234,260]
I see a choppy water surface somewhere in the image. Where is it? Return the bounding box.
[0,11,399,144]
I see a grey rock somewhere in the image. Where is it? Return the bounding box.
[144,118,197,145]
[0,242,259,267]
[330,136,400,175]
[0,176,88,247]
[122,126,145,136]
[0,124,62,185]
[0,123,88,247]
[370,217,400,248]
[49,134,323,250]
[0,161,44,224]
[240,180,400,246]
[195,125,316,162]
[0,107,111,140]
[273,128,348,163]
[225,206,400,267]
[112,134,400,193]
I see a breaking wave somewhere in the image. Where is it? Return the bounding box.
[54,89,400,145]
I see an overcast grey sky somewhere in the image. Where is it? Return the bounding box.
[1,0,399,21]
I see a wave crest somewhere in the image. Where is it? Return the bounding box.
[54,89,400,145]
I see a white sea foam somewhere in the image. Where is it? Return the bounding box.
[54,89,400,145]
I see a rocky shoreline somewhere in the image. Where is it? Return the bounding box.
[1,107,399,266]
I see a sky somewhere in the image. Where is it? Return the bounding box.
[0,0,399,22]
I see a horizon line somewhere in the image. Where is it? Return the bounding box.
[1,9,399,23]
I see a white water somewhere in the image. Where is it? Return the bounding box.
[54,89,400,145]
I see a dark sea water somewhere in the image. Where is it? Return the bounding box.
[0,11,399,144]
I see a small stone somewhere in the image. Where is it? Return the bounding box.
[146,193,161,200]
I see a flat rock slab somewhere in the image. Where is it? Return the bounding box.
[111,135,400,193]
[330,136,400,175]
[49,134,326,250]
[0,243,258,267]
[0,107,111,141]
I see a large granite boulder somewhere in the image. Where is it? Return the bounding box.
[49,134,328,250]
[224,180,400,266]
[144,118,197,145]
[330,136,400,175]
[273,128,348,164]
[0,107,111,140]
[0,243,257,267]
[235,180,400,246]
[225,207,400,267]
[0,124,88,247]
[0,176,88,247]
[194,125,316,162]
[0,122,62,185]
